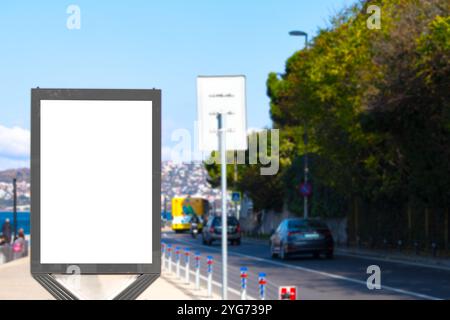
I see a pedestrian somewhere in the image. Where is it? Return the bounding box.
[17,228,25,240]
[2,218,12,244]
[13,228,26,257]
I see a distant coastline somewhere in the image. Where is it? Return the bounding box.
[0,206,30,212]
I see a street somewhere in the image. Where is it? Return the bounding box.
[162,230,450,300]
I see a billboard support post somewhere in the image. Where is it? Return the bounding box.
[217,113,228,301]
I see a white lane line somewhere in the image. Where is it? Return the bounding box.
[242,237,450,272]
[165,236,443,300]
[336,251,450,272]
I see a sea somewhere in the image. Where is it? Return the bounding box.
[0,212,30,235]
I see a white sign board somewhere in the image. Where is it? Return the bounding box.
[197,76,247,151]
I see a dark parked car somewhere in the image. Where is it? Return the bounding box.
[270,218,334,259]
[202,216,241,246]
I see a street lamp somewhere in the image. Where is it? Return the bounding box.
[289,30,309,219]
[13,177,17,240]
[289,30,308,49]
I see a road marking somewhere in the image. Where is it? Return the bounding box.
[336,251,450,272]
[243,237,450,272]
[165,234,443,300]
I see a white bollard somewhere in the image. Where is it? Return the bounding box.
[240,267,248,300]
[167,244,172,273]
[195,252,201,290]
[258,273,267,300]
[184,247,190,284]
[207,256,214,297]
[175,246,181,278]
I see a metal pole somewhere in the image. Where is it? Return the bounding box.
[289,31,310,220]
[304,35,309,220]
[234,160,239,219]
[304,121,308,219]
[217,113,228,300]
[13,178,17,240]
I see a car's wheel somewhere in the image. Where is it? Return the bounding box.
[313,251,321,259]
[279,242,288,260]
[270,242,278,258]
[326,251,334,259]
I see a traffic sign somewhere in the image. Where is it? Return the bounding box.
[231,191,241,203]
[279,286,297,300]
[299,182,312,197]
[197,75,247,151]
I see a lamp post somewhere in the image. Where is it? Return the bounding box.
[289,30,308,49]
[289,30,309,219]
[13,178,17,240]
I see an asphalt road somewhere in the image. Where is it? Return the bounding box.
[162,230,450,300]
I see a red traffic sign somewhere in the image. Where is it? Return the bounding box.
[279,286,297,300]
[299,182,312,197]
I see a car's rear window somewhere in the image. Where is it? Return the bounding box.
[213,217,239,226]
[288,219,327,230]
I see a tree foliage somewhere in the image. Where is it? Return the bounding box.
[205,0,449,245]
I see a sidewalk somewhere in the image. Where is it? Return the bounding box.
[0,256,218,300]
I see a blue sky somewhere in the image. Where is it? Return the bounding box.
[0,0,353,170]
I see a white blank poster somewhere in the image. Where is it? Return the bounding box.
[40,100,153,264]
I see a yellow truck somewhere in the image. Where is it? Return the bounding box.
[171,196,208,232]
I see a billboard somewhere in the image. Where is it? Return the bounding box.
[31,89,161,280]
